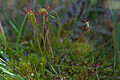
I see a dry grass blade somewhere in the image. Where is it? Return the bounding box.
[0,21,6,47]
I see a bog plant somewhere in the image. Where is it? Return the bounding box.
[1,4,109,80]
[24,7,62,58]
[27,9,43,57]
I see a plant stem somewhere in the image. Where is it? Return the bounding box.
[42,13,46,51]
[50,10,62,40]
[47,36,54,58]
[34,23,43,56]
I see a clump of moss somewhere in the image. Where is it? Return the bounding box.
[16,59,32,75]
[9,57,32,76]
[28,53,41,65]
[72,40,94,56]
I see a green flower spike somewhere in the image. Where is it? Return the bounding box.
[27,10,37,25]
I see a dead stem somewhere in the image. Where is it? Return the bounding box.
[0,22,6,47]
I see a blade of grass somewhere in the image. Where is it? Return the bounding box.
[0,22,14,54]
[0,74,5,80]
[0,30,8,48]
[0,66,15,76]
[0,26,14,55]
[0,22,6,40]
[108,0,120,71]
[0,22,8,47]
[49,64,58,75]
[49,10,62,40]
[34,64,39,80]
[0,51,9,62]
[5,74,12,80]
[0,58,24,78]
[12,18,19,29]
[4,15,18,35]
[16,16,27,54]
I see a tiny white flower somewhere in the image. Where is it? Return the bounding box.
[40,63,43,65]
[31,73,34,76]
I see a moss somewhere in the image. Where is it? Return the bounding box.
[28,53,41,65]
[71,39,94,57]
[16,60,32,75]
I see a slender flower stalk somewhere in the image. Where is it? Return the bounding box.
[49,10,62,40]
[27,10,43,56]
[37,7,54,58]
[47,35,54,57]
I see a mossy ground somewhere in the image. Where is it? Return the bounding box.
[0,0,119,80]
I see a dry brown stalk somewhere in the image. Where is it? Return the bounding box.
[0,21,6,47]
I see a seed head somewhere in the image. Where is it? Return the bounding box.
[27,10,37,25]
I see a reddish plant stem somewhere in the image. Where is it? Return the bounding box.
[47,36,54,58]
